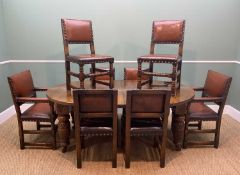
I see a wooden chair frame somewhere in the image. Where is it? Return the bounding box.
[8,70,57,149]
[137,20,185,96]
[73,89,118,168]
[61,18,114,90]
[124,90,171,168]
[183,70,232,148]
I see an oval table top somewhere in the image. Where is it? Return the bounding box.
[47,80,195,107]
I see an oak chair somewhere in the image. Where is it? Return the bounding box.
[183,70,232,148]
[7,70,57,149]
[124,90,171,168]
[73,89,118,168]
[137,20,185,96]
[61,18,114,90]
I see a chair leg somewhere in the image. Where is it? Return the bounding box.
[79,64,85,89]
[76,135,82,168]
[91,63,96,88]
[183,118,189,149]
[65,61,71,90]
[198,121,202,130]
[171,63,177,96]
[112,117,117,168]
[177,60,182,89]
[125,118,130,168]
[110,62,114,89]
[160,130,167,168]
[137,62,142,89]
[214,120,221,148]
[149,62,153,86]
[36,121,40,130]
[18,122,25,150]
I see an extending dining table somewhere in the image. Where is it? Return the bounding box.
[47,80,194,152]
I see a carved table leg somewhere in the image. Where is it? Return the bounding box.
[171,104,188,151]
[56,104,71,153]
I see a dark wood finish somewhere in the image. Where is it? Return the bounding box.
[137,20,185,96]
[90,67,115,81]
[8,70,57,149]
[73,89,118,168]
[47,80,194,152]
[61,18,114,90]
[124,90,171,168]
[183,70,232,148]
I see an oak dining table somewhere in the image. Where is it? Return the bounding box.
[47,80,194,152]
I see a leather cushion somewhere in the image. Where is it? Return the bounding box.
[67,54,113,63]
[138,54,178,62]
[21,103,51,121]
[189,102,218,120]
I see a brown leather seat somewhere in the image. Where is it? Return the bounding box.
[61,19,114,90]
[123,90,171,168]
[183,70,232,148]
[73,89,118,168]
[137,20,185,96]
[8,70,57,149]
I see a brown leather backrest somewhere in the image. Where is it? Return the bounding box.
[127,90,171,114]
[203,70,232,98]
[8,70,36,98]
[124,68,148,80]
[61,18,93,43]
[73,90,117,113]
[152,20,185,43]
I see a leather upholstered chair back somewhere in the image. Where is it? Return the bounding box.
[73,89,118,168]
[203,70,232,99]
[8,70,36,100]
[152,20,185,43]
[124,89,171,168]
[62,19,93,43]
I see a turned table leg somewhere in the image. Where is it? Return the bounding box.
[56,104,71,153]
[171,104,188,151]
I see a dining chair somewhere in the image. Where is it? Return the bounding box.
[183,70,232,148]
[124,89,171,168]
[137,20,185,96]
[61,18,114,90]
[73,89,118,168]
[7,70,57,149]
